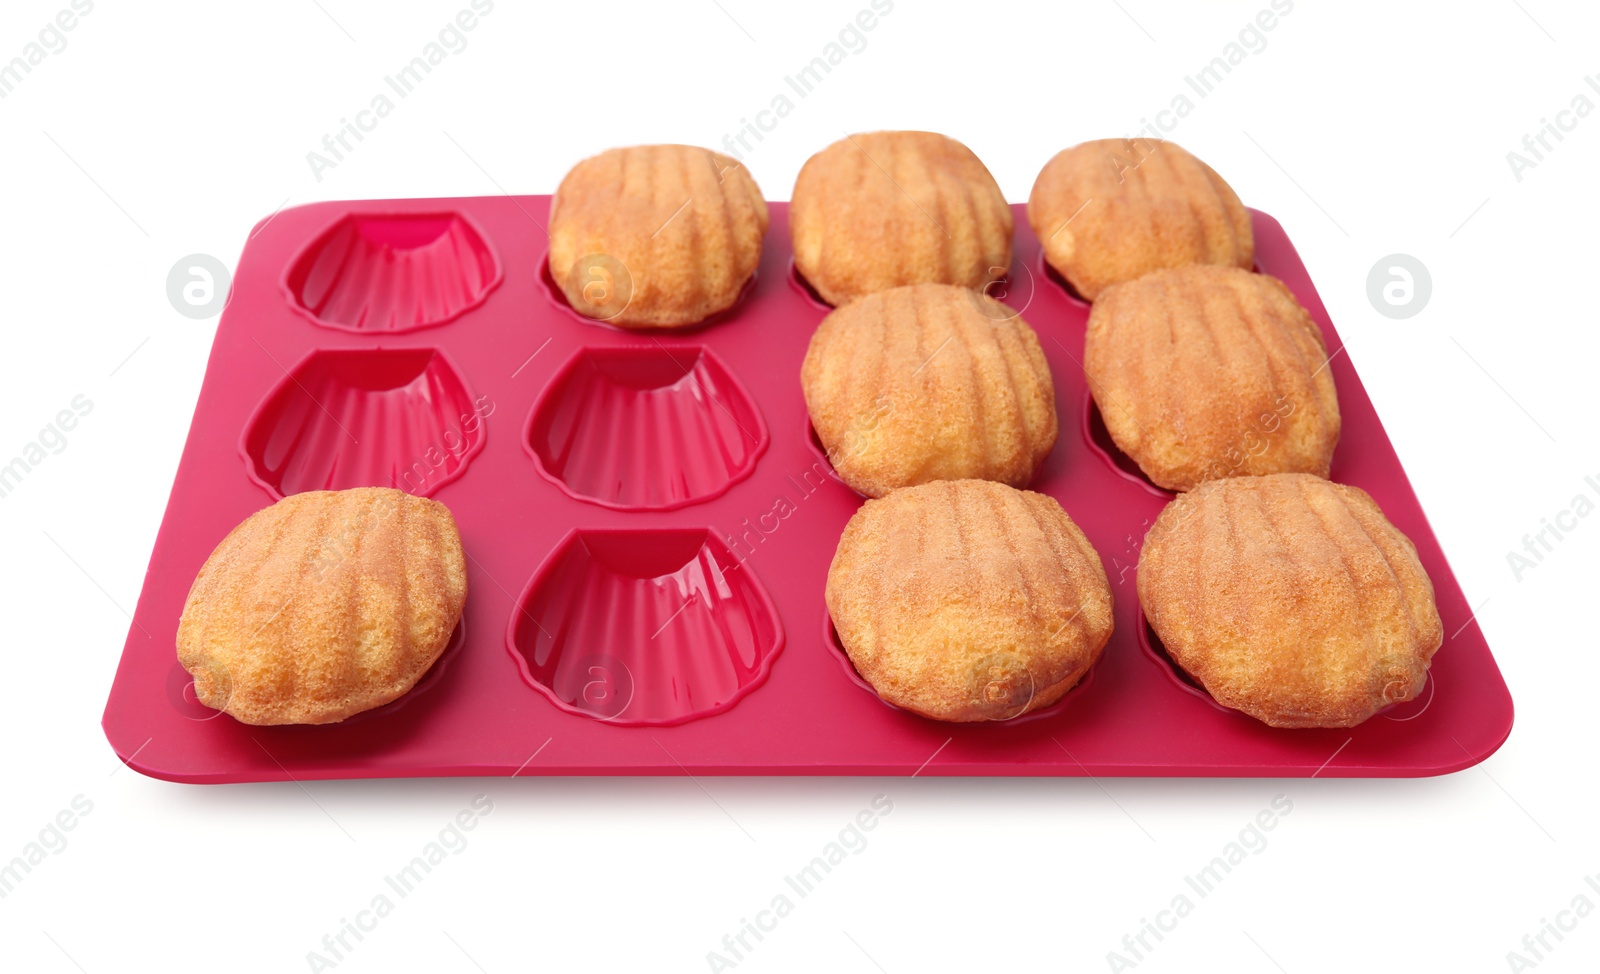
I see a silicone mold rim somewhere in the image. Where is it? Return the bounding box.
[801,415,853,491]
[1082,389,1177,500]
[279,210,505,334]
[521,344,771,512]
[237,345,488,501]
[786,257,835,311]
[503,525,787,728]
[1035,247,1094,309]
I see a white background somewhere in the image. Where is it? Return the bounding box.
[0,1,1595,971]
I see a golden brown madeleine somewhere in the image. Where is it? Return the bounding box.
[1138,474,1443,728]
[176,488,468,725]
[548,144,768,328]
[802,283,1057,497]
[1085,265,1339,491]
[828,480,1112,722]
[790,131,1013,306]
[1028,138,1252,300]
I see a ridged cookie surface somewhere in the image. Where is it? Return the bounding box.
[1137,474,1442,728]
[791,131,1013,306]
[1028,138,1252,300]
[548,144,768,328]
[802,283,1057,497]
[827,480,1113,722]
[176,487,468,725]
[1086,265,1339,491]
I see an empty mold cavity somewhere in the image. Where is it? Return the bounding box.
[284,212,501,332]
[823,615,1096,725]
[525,346,767,511]
[507,528,783,726]
[242,347,485,499]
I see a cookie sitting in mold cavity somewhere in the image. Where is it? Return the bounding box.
[790,131,1014,306]
[547,144,768,328]
[176,488,468,725]
[1028,138,1253,301]
[826,480,1112,722]
[1137,473,1443,728]
[801,282,1057,498]
[1084,264,1339,492]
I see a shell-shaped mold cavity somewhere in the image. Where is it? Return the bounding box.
[242,347,486,499]
[506,528,784,726]
[525,345,768,511]
[284,212,502,332]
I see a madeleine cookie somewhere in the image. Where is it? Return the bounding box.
[1085,265,1339,491]
[176,488,468,725]
[548,144,768,327]
[1138,474,1443,728]
[827,480,1113,722]
[1028,138,1252,300]
[802,283,1057,497]
[791,131,1013,306]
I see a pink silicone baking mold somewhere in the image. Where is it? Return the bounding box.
[102,196,1512,781]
